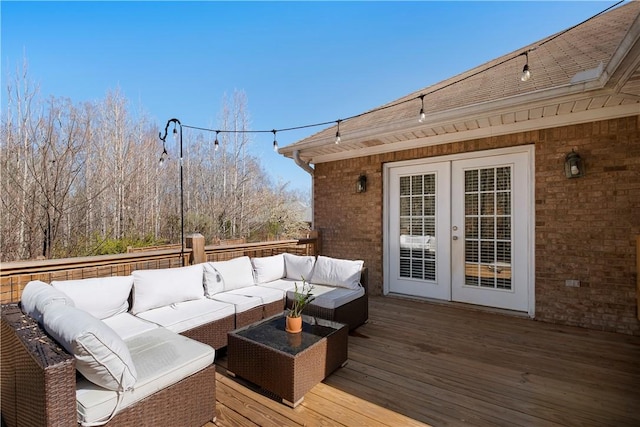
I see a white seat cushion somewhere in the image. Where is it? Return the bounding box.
[42,304,137,391]
[287,284,365,310]
[256,278,299,295]
[251,254,285,283]
[131,264,205,315]
[21,280,75,324]
[76,328,214,426]
[227,286,285,305]
[135,298,235,334]
[209,291,262,313]
[51,276,133,320]
[102,313,159,341]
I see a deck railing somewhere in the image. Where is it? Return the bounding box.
[0,232,319,304]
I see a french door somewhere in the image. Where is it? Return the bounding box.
[385,148,533,313]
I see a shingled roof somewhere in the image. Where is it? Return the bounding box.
[279,1,640,165]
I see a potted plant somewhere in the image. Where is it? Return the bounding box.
[285,278,314,333]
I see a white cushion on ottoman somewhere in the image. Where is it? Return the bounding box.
[76,327,214,426]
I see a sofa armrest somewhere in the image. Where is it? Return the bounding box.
[360,267,369,294]
[1,304,77,427]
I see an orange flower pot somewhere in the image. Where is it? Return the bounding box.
[285,316,303,333]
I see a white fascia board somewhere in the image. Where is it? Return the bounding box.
[309,103,639,164]
[280,81,612,157]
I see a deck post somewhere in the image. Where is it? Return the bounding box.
[186,233,206,265]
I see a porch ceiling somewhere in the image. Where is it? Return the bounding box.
[279,2,640,165]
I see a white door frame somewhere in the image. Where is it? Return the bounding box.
[383,145,535,317]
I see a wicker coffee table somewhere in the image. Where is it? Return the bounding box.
[227,314,348,407]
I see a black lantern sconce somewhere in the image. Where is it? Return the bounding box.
[356,174,367,193]
[564,150,585,179]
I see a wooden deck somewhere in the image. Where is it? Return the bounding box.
[206,296,640,427]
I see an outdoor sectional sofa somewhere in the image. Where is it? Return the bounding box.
[1,253,367,427]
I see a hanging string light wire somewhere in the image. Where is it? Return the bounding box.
[167,1,623,147]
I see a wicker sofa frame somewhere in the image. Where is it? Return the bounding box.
[286,267,369,331]
[1,304,217,427]
[0,263,368,426]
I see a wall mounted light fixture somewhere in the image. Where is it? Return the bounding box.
[356,174,367,193]
[564,150,585,178]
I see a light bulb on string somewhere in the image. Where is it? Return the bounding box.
[335,120,342,144]
[159,147,168,166]
[214,131,220,152]
[272,130,278,152]
[521,51,531,82]
[418,95,426,123]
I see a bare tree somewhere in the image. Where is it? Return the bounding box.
[1,68,309,261]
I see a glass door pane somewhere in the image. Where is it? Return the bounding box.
[399,173,437,281]
[464,166,512,289]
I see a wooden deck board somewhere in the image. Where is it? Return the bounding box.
[209,296,640,427]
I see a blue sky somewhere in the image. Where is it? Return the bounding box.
[1,1,619,194]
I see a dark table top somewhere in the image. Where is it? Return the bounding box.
[230,314,346,356]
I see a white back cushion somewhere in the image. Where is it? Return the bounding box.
[204,256,254,295]
[51,276,133,320]
[42,304,137,391]
[131,264,204,315]
[202,263,224,297]
[283,253,315,281]
[251,254,285,283]
[309,256,364,290]
[21,280,74,324]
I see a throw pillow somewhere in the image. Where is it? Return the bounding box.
[42,304,137,391]
[131,264,205,315]
[309,255,364,290]
[251,254,285,283]
[204,256,255,294]
[20,280,75,324]
[51,276,133,320]
[283,253,315,281]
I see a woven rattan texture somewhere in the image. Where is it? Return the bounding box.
[181,313,234,350]
[2,304,77,427]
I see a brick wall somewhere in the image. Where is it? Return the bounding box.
[313,115,640,335]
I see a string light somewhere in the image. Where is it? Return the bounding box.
[272,130,278,151]
[521,51,531,82]
[418,94,426,123]
[214,131,219,151]
[161,1,622,152]
[159,146,168,165]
